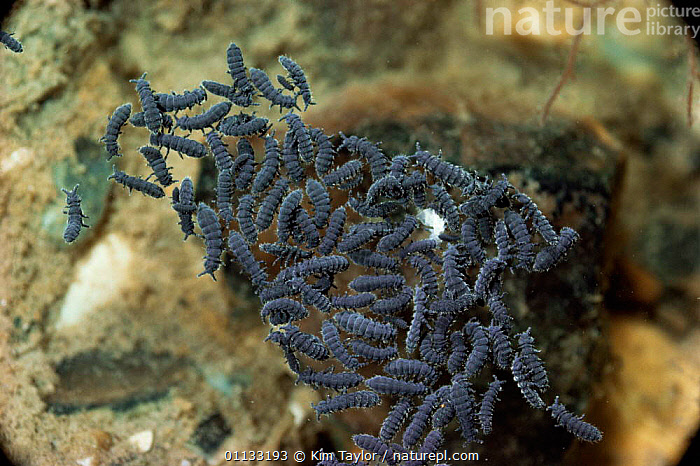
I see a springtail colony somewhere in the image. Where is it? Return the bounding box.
[58,41,602,464]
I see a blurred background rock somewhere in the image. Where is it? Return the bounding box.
[0,1,697,465]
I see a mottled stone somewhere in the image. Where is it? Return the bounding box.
[45,350,190,414]
[189,413,232,455]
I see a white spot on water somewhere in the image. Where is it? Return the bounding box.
[417,208,445,241]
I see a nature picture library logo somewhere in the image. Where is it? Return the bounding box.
[484,1,700,38]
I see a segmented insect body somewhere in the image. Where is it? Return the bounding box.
[350,340,398,362]
[214,168,234,223]
[312,390,381,419]
[431,184,460,231]
[408,255,439,296]
[176,101,231,131]
[323,160,363,187]
[233,138,256,191]
[280,130,305,183]
[447,331,467,374]
[405,288,428,354]
[389,155,409,180]
[366,375,427,396]
[260,242,312,267]
[348,197,401,218]
[277,189,303,243]
[226,42,254,96]
[473,257,506,303]
[306,179,331,228]
[279,55,315,110]
[108,166,165,198]
[276,74,295,91]
[479,376,505,435]
[205,130,233,171]
[282,346,301,374]
[138,145,174,187]
[487,293,513,330]
[349,274,405,293]
[252,135,280,194]
[409,430,444,465]
[130,73,163,133]
[399,239,439,261]
[419,314,452,365]
[337,229,376,254]
[195,203,224,280]
[260,297,308,325]
[493,219,514,262]
[533,227,579,272]
[548,397,603,443]
[249,67,298,111]
[384,358,436,384]
[258,281,299,304]
[1,31,22,53]
[228,231,268,286]
[338,133,389,181]
[130,111,174,130]
[504,210,535,270]
[282,324,329,360]
[443,244,470,299]
[348,249,397,273]
[350,220,396,236]
[488,324,513,369]
[61,185,89,243]
[462,175,510,217]
[511,331,547,410]
[515,192,559,245]
[412,143,473,189]
[276,256,349,282]
[332,292,376,310]
[334,311,397,342]
[451,374,479,444]
[380,398,413,442]
[236,195,257,243]
[432,402,455,429]
[289,278,331,313]
[311,128,336,177]
[200,80,238,102]
[101,103,131,160]
[377,216,417,253]
[438,232,460,242]
[369,287,412,315]
[338,172,364,190]
[512,328,549,390]
[281,112,314,164]
[256,178,289,232]
[321,319,362,370]
[172,178,196,240]
[463,320,489,378]
[156,87,207,112]
[296,367,364,392]
[367,176,404,205]
[293,207,320,248]
[219,113,270,136]
[461,217,486,265]
[398,170,425,208]
[402,387,449,448]
[150,133,207,158]
[352,435,397,465]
